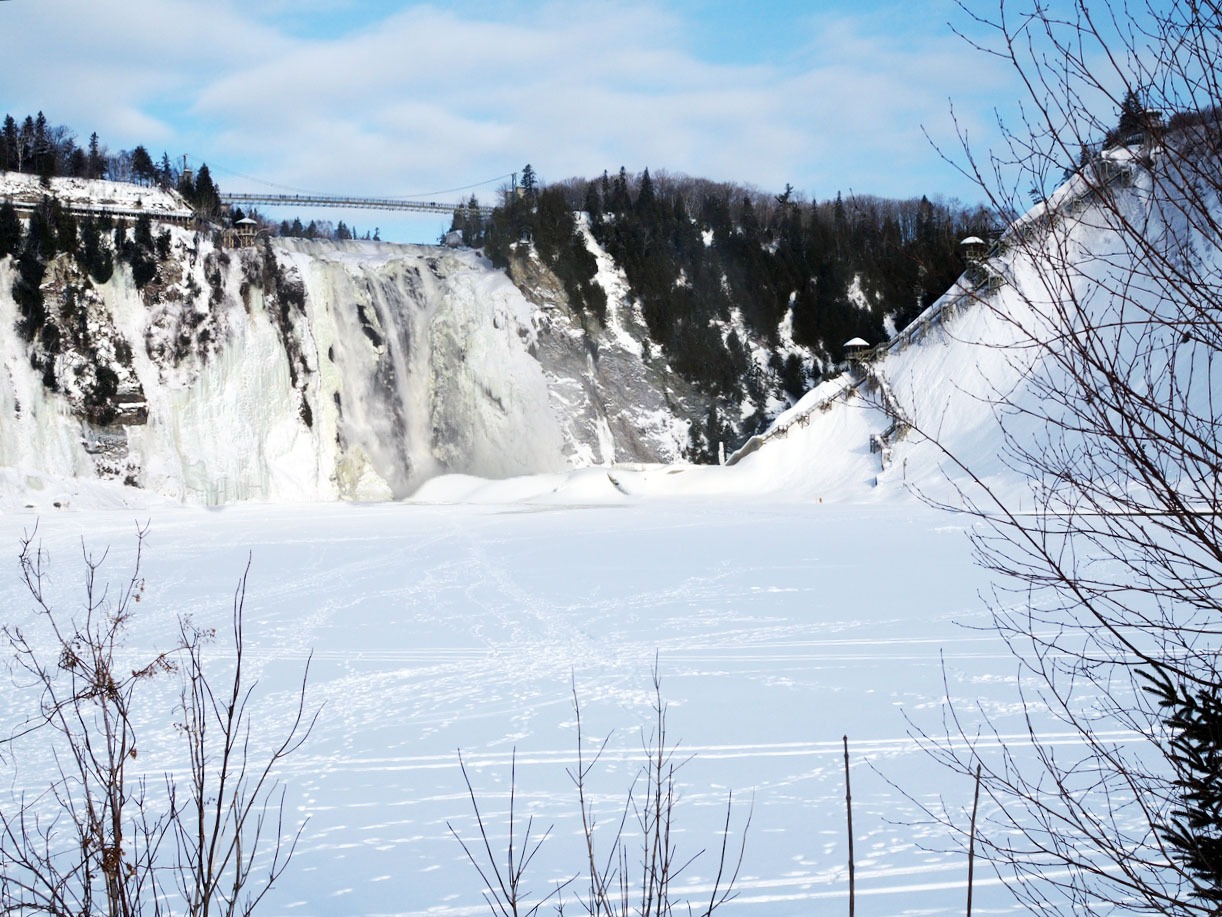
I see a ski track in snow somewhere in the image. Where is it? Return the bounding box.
[0,500,1123,917]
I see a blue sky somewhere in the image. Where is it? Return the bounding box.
[1,0,1027,242]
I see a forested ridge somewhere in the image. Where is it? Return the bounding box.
[2,110,992,459]
[0,110,223,212]
[456,166,991,452]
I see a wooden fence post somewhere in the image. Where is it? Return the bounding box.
[844,735,855,917]
[967,762,982,917]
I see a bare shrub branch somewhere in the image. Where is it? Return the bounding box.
[906,2,1222,913]
[0,526,315,917]
[451,665,750,917]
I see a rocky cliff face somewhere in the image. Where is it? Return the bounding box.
[0,228,712,505]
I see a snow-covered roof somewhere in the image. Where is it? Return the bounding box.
[844,337,870,348]
[960,236,986,246]
[1102,146,1136,162]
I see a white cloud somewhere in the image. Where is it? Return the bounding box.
[2,0,291,147]
[1,0,1019,222]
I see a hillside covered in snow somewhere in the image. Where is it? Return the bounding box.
[0,171,738,509]
[3,68,1222,917]
[2,100,1218,524]
[0,152,1189,513]
[2,122,1217,915]
[0,142,1001,511]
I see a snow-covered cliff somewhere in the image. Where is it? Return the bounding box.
[0,186,711,507]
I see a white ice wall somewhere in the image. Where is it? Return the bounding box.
[0,237,575,505]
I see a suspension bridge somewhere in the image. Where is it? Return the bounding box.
[213,166,513,220]
[219,192,497,218]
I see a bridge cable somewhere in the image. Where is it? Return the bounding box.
[199,159,513,202]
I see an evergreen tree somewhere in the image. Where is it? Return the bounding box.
[583,180,603,224]
[519,163,538,201]
[466,196,483,245]
[453,195,484,246]
[132,212,154,252]
[121,213,158,287]
[87,132,106,179]
[0,115,16,171]
[0,199,21,258]
[13,202,53,338]
[610,167,631,215]
[31,112,52,180]
[67,147,88,178]
[130,146,156,186]
[832,192,848,261]
[158,151,175,187]
[1117,87,1147,139]
[77,215,113,283]
[192,164,222,218]
[50,199,77,254]
[699,191,732,244]
[0,120,10,172]
[18,115,35,171]
[1145,669,1222,905]
[635,167,657,217]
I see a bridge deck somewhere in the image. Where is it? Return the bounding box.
[220,193,495,217]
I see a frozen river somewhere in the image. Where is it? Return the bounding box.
[0,497,1051,916]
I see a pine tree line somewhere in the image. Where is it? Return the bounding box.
[276,217,382,242]
[1,110,226,218]
[0,112,106,182]
[466,166,992,419]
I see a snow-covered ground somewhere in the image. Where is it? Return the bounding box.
[0,494,1050,917]
[0,171,194,219]
[2,153,1193,915]
[0,191,1063,917]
